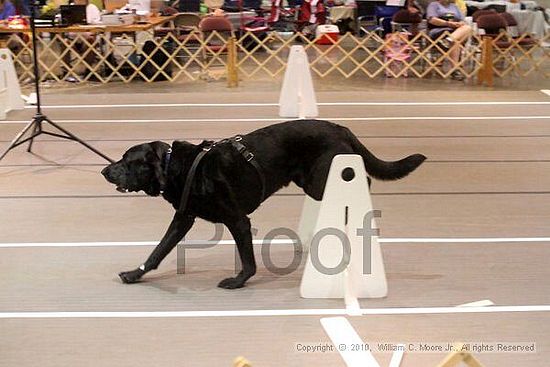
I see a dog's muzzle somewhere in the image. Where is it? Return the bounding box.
[102,166,129,193]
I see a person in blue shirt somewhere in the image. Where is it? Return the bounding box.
[0,0,16,19]
[426,0,472,80]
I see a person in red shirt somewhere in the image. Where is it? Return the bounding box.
[298,0,325,36]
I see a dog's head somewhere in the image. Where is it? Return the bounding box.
[101,141,171,196]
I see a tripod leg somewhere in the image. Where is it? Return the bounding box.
[45,118,114,163]
[0,120,37,161]
[26,121,41,153]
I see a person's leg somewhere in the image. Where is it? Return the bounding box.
[450,24,472,43]
[447,25,472,63]
[449,25,472,77]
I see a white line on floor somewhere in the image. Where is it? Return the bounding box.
[321,317,382,367]
[2,116,550,124]
[22,101,550,109]
[380,237,550,243]
[541,90,550,97]
[457,300,495,307]
[0,305,549,319]
[0,239,293,248]
[1,237,550,248]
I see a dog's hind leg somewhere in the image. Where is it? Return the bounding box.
[119,214,195,284]
[218,216,256,289]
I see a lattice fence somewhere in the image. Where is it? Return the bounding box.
[3,28,549,84]
[488,32,550,78]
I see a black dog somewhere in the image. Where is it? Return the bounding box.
[102,119,426,289]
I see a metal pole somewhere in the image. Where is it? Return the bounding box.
[30,0,42,115]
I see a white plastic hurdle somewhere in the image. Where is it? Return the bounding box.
[0,49,24,120]
[299,154,388,300]
[278,45,318,119]
[0,86,6,120]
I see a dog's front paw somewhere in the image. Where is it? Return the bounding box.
[119,268,145,284]
[217,277,246,289]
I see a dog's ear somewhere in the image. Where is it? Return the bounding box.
[149,141,171,160]
[147,141,171,189]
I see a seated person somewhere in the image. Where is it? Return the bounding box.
[419,0,465,16]
[298,0,325,33]
[0,0,16,20]
[426,0,471,80]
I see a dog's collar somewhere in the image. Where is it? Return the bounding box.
[160,147,172,193]
[162,147,172,176]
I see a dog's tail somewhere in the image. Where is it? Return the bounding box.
[347,129,426,181]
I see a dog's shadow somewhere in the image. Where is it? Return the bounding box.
[115,267,300,295]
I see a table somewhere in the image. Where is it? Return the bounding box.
[0,16,176,81]
[0,16,176,34]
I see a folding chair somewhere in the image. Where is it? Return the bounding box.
[198,15,234,76]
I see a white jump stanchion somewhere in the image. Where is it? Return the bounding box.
[0,49,24,119]
[0,87,7,120]
[278,45,318,119]
[300,154,388,299]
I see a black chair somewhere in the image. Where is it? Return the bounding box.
[391,8,422,34]
[356,0,385,35]
[178,0,201,12]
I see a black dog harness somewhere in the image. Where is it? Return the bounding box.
[164,136,266,215]
[228,136,266,202]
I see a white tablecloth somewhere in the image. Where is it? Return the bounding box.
[509,9,546,38]
[465,1,548,39]
[465,0,538,11]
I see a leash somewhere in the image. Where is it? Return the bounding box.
[172,136,266,216]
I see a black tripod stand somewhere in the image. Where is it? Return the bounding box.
[0,1,113,163]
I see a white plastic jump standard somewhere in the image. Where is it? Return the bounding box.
[0,49,24,119]
[300,154,388,299]
[278,45,318,119]
[0,87,6,120]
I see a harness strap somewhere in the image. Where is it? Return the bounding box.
[177,145,212,215]
[176,137,265,215]
[230,136,266,201]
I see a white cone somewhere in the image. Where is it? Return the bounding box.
[0,49,24,118]
[279,45,318,119]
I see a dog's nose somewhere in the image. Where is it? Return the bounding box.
[101,166,109,177]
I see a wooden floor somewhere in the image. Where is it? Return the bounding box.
[1,90,549,367]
